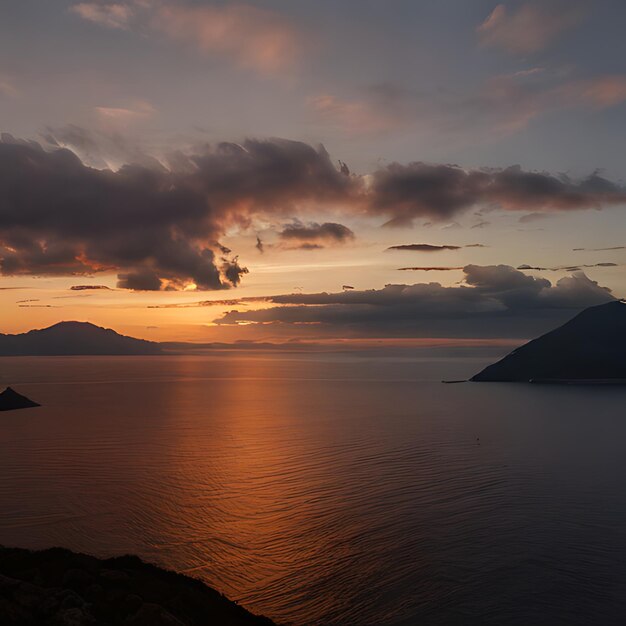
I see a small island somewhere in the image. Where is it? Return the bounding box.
[0,546,275,625]
[0,387,40,412]
[472,300,626,383]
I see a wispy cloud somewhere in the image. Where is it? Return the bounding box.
[387,244,462,252]
[94,100,156,127]
[70,1,302,75]
[309,93,406,136]
[70,2,133,30]
[573,246,625,251]
[477,2,585,54]
[518,262,619,271]
[0,76,20,99]
[154,3,300,74]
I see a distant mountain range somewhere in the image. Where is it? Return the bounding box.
[472,300,626,383]
[0,322,162,356]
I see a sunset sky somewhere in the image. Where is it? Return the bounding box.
[1,0,625,342]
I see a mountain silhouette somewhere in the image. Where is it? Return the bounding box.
[0,322,162,356]
[472,300,626,382]
[0,387,40,411]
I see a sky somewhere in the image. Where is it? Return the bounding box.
[0,0,625,343]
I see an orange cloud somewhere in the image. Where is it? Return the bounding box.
[576,76,626,108]
[70,1,301,75]
[70,2,133,30]
[477,2,584,54]
[152,3,300,74]
[0,77,20,99]
[310,94,405,136]
[94,100,156,128]
[477,71,626,136]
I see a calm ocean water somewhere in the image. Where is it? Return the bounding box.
[1,353,626,625]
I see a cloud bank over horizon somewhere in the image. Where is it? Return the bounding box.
[213,265,615,338]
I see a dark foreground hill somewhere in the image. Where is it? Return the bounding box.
[0,546,275,626]
[472,300,626,383]
[0,322,162,356]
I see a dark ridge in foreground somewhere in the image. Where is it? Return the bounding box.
[472,300,626,383]
[0,387,40,412]
[0,322,162,356]
[0,546,275,626]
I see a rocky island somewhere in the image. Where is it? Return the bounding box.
[0,546,275,625]
[0,388,40,412]
[472,300,626,383]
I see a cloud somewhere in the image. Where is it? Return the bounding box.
[70,1,301,75]
[156,3,300,74]
[214,266,615,338]
[221,257,248,286]
[0,136,351,289]
[518,262,619,271]
[387,244,461,252]
[70,2,133,29]
[43,125,163,171]
[148,296,268,309]
[571,75,626,108]
[477,2,584,54]
[519,212,550,223]
[71,284,112,290]
[309,93,405,136]
[573,246,625,251]
[310,68,626,145]
[368,162,626,225]
[38,130,626,226]
[116,269,163,291]
[398,267,463,271]
[0,77,20,99]
[387,243,487,252]
[279,220,355,249]
[256,236,265,254]
[94,101,156,127]
[2,134,626,287]
[455,69,626,137]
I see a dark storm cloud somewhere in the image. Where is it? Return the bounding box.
[221,257,249,286]
[117,269,163,291]
[0,137,352,290]
[214,265,615,338]
[2,134,626,289]
[368,163,626,225]
[278,220,355,249]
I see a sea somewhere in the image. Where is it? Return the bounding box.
[1,352,626,625]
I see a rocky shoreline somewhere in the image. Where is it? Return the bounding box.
[0,546,276,625]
